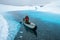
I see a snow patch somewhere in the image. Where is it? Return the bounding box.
[0,15,9,40]
[0,4,35,14]
[37,1,60,14]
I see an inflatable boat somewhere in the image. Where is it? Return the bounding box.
[23,21,37,30]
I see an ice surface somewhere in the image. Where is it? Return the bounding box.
[0,1,60,40]
[0,15,8,40]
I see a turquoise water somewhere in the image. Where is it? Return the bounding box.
[13,10,60,24]
[3,13,21,40]
[3,10,60,40]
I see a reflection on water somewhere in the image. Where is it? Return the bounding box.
[24,25,37,37]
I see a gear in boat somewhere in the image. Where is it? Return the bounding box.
[23,16,37,30]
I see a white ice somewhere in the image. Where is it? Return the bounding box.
[0,15,8,40]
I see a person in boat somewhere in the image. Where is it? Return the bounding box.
[23,16,30,24]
